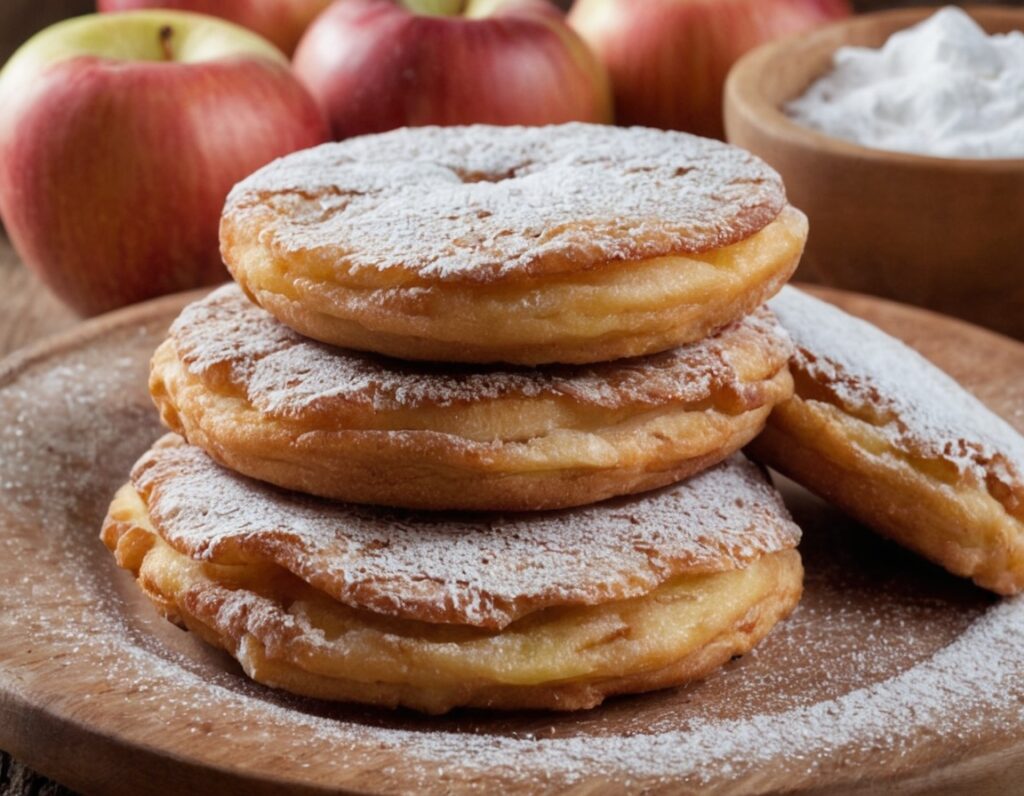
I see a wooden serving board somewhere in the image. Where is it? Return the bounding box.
[0,286,1022,795]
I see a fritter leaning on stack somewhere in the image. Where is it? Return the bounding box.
[105,123,816,713]
[751,287,1024,596]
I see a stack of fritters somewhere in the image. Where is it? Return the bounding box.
[103,123,811,713]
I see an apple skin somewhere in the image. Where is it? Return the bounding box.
[0,12,329,316]
[569,0,850,139]
[292,0,613,140]
[96,0,334,56]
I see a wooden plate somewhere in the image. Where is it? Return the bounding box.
[0,286,1022,795]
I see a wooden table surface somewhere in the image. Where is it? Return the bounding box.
[0,237,77,355]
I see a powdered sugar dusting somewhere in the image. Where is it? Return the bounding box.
[223,124,786,282]
[773,286,1024,490]
[170,285,791,417]
[133,439,800,629]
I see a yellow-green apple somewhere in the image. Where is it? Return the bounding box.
[97,0,333,56]
[292,0,613,140]
[569,0,850,139]
[0,11,329,315]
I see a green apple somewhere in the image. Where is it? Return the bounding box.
[97,0,334,56]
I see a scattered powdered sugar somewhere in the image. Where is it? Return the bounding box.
[224,124,786,282]
[134,440,800,629]
[10,572,1023,793]
[772,286,1024,490]
[60,591,1022,791]
[170,285,791,417]
[345,595,1024,787]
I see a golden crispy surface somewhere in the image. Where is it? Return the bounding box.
[227,207,806,365]
[751,400,1024,596]
[115,437,802,629]
[150,287,794,510]
[102,484,803,714]
[222,127,807,364]
[750,288,1024,595]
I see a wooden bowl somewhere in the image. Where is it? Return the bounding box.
[724,7,1024,339]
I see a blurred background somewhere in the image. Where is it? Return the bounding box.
[3,0,1023,64]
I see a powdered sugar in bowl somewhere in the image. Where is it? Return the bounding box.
[725,6,1024,339]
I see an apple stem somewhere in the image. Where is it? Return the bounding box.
[159,25,174,61]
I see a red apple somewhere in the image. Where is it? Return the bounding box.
[569,0,850,139]
[0,11,329,316]
[292,0,613,140]
[96,0,334,56]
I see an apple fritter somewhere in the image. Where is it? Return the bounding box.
[150,285,793,511]
[101,439,803,713]
[220,124,807,365]
[749,287,1024,595]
